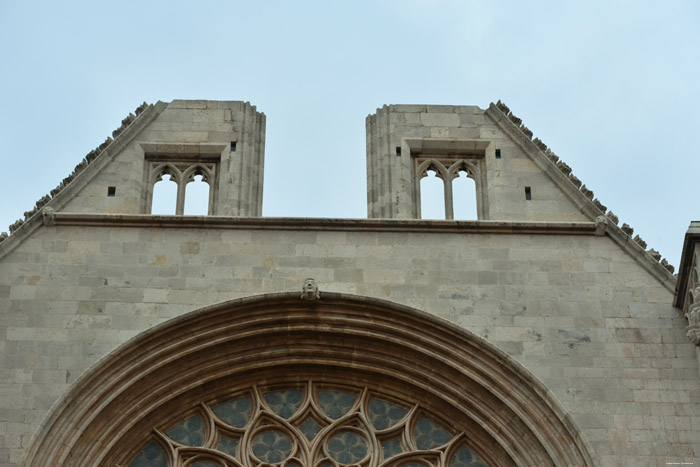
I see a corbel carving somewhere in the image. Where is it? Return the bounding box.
[42,207,56,226]
[300,278,320,301]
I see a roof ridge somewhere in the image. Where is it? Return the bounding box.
[492,100,676,276]
[0,101,151,244]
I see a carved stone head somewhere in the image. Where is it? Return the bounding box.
[301,278,320,301]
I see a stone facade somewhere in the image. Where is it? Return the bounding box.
[0,100,698,466]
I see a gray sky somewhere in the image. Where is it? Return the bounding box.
[1,0,698,268]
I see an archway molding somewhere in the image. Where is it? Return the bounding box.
[23,293,595,466]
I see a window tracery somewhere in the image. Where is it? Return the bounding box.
[127,381,488,467]
[146,161,216,215]
[415,159,481,220]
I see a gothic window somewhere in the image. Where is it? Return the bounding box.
[151,172,178,215]
[183,174,211,215]
[146,161,217,215]
[451,171,477,221]
[127,381,488,467]
[415,159,481,220]
[140,143,225,216]
[419,169,446,220]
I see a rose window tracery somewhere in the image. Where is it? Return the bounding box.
[127,382,487,467]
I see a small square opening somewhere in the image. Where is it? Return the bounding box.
[495,149,501,159]
[231,141,237,151]
[396,147,401,156]
[525,186,531,200]
[107,186,116,197]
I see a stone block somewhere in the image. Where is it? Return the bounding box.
[419,112,460,127]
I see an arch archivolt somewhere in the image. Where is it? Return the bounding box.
[22,293,595,467]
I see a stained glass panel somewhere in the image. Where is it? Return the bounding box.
[318,390,357,419]
[190,461,219,467]
[129,441,167,467]
[382,437,403,459]
[450,446,488,467]
[130,382,490,466]
[251,430,293,463]
[414,416,453,450]
[327,431,368,464]
[211,396,251,428]
[217,435,239,457]
[166,413,206,447]
[264,390,303,419]
[298,417,322,440]
[368,397,408,430]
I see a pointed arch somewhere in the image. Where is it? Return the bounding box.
[23,293,595,466]
[415,159,449,219]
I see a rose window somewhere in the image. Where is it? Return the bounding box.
[128,382,488,467]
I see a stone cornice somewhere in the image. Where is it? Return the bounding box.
[48,212,598,234]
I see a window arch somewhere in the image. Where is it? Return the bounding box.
[146,162,216,215]
[22,293,594,467]
[415,159,481,220]
[129,381,488,467]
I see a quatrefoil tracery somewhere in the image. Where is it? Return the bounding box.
[128,383,488,467]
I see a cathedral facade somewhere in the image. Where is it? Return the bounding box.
[0,100,698,466]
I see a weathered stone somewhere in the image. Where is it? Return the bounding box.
[661,258,675,273]
[8,218,24,233]
[300,278,320,300]
[633,234,647,249]
[568,174,582,188]
[647,249,661,261]
[23,207,38,220]
[606,212,619,225]
[520,125,533,139]
[621,223,634,236]
[98,137,113,151]
[580,185,594,200]
[533,137,547,152]
[495,100,510,114]
[556,161,572,175]
[545,149,559,163]
[135,102,148,115]
[592,198,607,213]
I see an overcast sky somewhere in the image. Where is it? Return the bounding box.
[1,1,698,268]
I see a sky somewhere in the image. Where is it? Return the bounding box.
[0,0,698,269]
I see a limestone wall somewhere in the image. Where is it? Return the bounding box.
[60,100,266,217]
[0,221,697,466]
[366,104,590,222]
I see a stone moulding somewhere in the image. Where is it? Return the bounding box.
[40,212,600,234]
[22,293,595,466]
